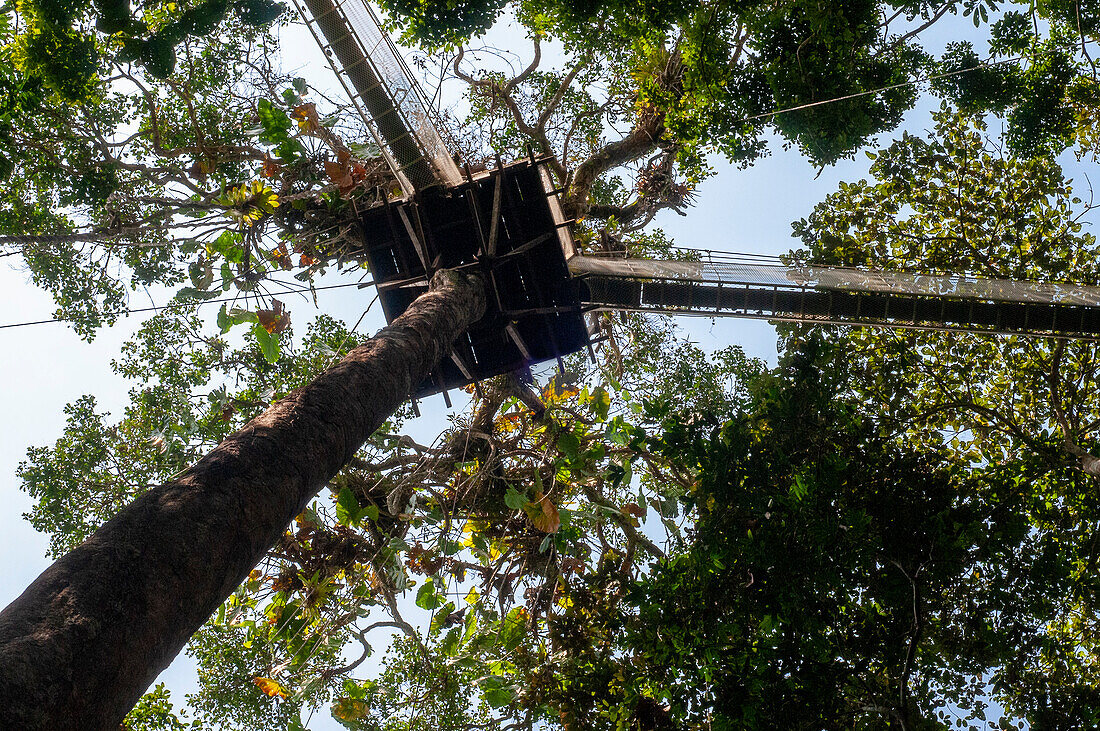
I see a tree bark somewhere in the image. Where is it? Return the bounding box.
[0,269,486,730]
[565,113,665,219]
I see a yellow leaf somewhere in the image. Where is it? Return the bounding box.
[332,697,370,721]
[253,677,288,699]
[497,411,523,433]
[257,299,289,334]
[461,519,487,548]
[529,491,561,533]
[291,102,320,134]
[465,586,479,605]
[541,381,580,405]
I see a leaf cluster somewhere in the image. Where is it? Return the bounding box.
[8,0,283,100]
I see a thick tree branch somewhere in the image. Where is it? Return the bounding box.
[582,484,665,560]
[892,561,924,731]
[1048,340,1100,476]
[503,35,542,95]
[566,112,665,219]
[586,200,645,224]
[534,52,590,131]
[453,47,568,183]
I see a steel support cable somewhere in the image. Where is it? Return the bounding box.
[0,280,372,331]
[739,36,1100,125]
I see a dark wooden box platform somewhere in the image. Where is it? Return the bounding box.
[355,157,591,398]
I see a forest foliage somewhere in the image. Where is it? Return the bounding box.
[7,0,1100,728]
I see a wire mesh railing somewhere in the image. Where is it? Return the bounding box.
[570,249,1100,307]
[292,0,462,194]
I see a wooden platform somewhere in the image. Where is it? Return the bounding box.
[355,157,591,398]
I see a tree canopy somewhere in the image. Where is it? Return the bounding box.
[8,0,1100,341]
[6,0,1100,728]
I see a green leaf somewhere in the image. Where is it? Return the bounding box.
[590,386,611,421]
[790,474,808,502]
[217,303,231,332]
[429,601,455,633]
[257,98,292,145]
[416,579,442,610]
[479,676,516,708]
[463,606,478,640]
[607,462,626,487]
[235,0,285,26]
[336,487,360,526]
[253,322,280,363]
[218,306,258,334]
[483,686,513,708]
[606,417,632,446]
[270,600,302,640]
[557,430,580,460]
[504,487,527,510]
[188,259,214,289]
[499,606,526,650]
[273,138,303,161]
[208,230,246,263]
[440,626,461,656]
[173,286,221,302]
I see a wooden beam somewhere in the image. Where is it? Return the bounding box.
[486,167,504,258]
[505,323,534,361]
[396,204,430,272]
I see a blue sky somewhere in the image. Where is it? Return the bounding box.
[0,6,1071,728]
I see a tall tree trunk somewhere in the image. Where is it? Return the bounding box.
[0,269,486,730]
